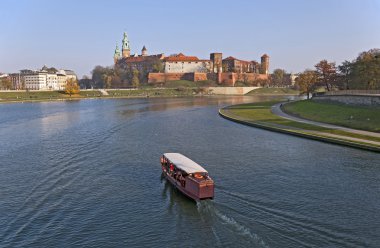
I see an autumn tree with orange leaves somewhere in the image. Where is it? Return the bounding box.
[65,78,80,97]
[314,60,337,91]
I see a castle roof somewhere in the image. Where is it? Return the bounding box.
[119,53,165,63]
[165,53,200,62]
[142,45,147,51]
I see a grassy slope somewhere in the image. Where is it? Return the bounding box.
[0,91,67,100]
[0,88,198,102]
[246,88,299,95]
[226,101,380,143]
[283,100,380,132]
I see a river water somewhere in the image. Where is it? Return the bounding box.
[0,96,379,248]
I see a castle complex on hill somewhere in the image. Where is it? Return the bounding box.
[113,32,269,86]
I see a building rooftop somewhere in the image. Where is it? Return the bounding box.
[119,53,165,63]
[165,53,200,62]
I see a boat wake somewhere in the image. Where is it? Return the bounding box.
[196,200,269,248]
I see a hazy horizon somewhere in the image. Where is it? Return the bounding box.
[1,0,380,77]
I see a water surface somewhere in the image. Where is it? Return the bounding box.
[0,97,379,247]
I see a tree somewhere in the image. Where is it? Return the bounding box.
[338,60,352,89]
[349,49,380,90]
[65,78,79,97]
[0,77,12,90]
[272,68,286,86]
[132,69,139,88]
[315,60,337,91]
[91,65,114,88]
[152,59,164,73]
[78,75,93,89]
[296,70,318,99]
[102,74,112,89]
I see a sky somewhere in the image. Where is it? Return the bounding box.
[1,0,380,77]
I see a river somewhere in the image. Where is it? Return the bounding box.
[0,96,379,247]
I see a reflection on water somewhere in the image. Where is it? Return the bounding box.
[118,96,277,117]
[0,96,379,248]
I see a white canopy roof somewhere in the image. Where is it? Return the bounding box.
[164,153,208,174]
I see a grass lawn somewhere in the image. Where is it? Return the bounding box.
[78,90,102,97]
[283,100,380,132]
[0,91,71,101]
[0,88,199,102]
[225,101,380,143]
[246,88,299,95]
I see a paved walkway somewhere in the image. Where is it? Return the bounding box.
[98,89,109,96]
[271,102,380,138]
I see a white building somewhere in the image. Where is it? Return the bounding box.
[164,53,210,73]
[64,70,77,82]
[22,70,48,90]
[57,70,67,90]
[17,67,77,90]
[46,73,58,90]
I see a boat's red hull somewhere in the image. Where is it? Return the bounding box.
[162,168,214,201]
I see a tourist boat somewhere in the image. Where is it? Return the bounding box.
[161,153,214,201]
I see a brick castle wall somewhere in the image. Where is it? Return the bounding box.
[217,73,269,86]
[148,73,194,83]
[148,72,269,86]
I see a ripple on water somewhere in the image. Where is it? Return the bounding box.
[0,97,379,248]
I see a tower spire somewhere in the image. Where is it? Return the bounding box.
[114,43,121,64]
[122,32,130,58]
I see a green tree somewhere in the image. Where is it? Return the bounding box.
[315,60,337,91]
[91,65,114,88]
[102,74,112,89]
[65,78,80,97]
[272,68,286,86]
[152,59,164,73]
[296,70,318,99]
[349,49,380,89]
[132,69,140,88]
[338,60,352,89]
[0,77,12,90]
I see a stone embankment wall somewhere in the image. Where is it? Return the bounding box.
[312,94,380,106]
[207,87,259,95]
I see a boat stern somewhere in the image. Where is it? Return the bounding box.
[199,179,214,200]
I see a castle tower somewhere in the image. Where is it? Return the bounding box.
[113,43,121,64]
[122,32,130,58]
[210,53,223,73]
[141,45,147,56]
[260,54,269,74]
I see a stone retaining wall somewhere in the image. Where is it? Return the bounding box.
[312,95,380,106]
[207,87,259,95]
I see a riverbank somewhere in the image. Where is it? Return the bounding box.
[246,87,299,95]
[219,101,380,152]
[282,100,380,132]
[0,88,206,104]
